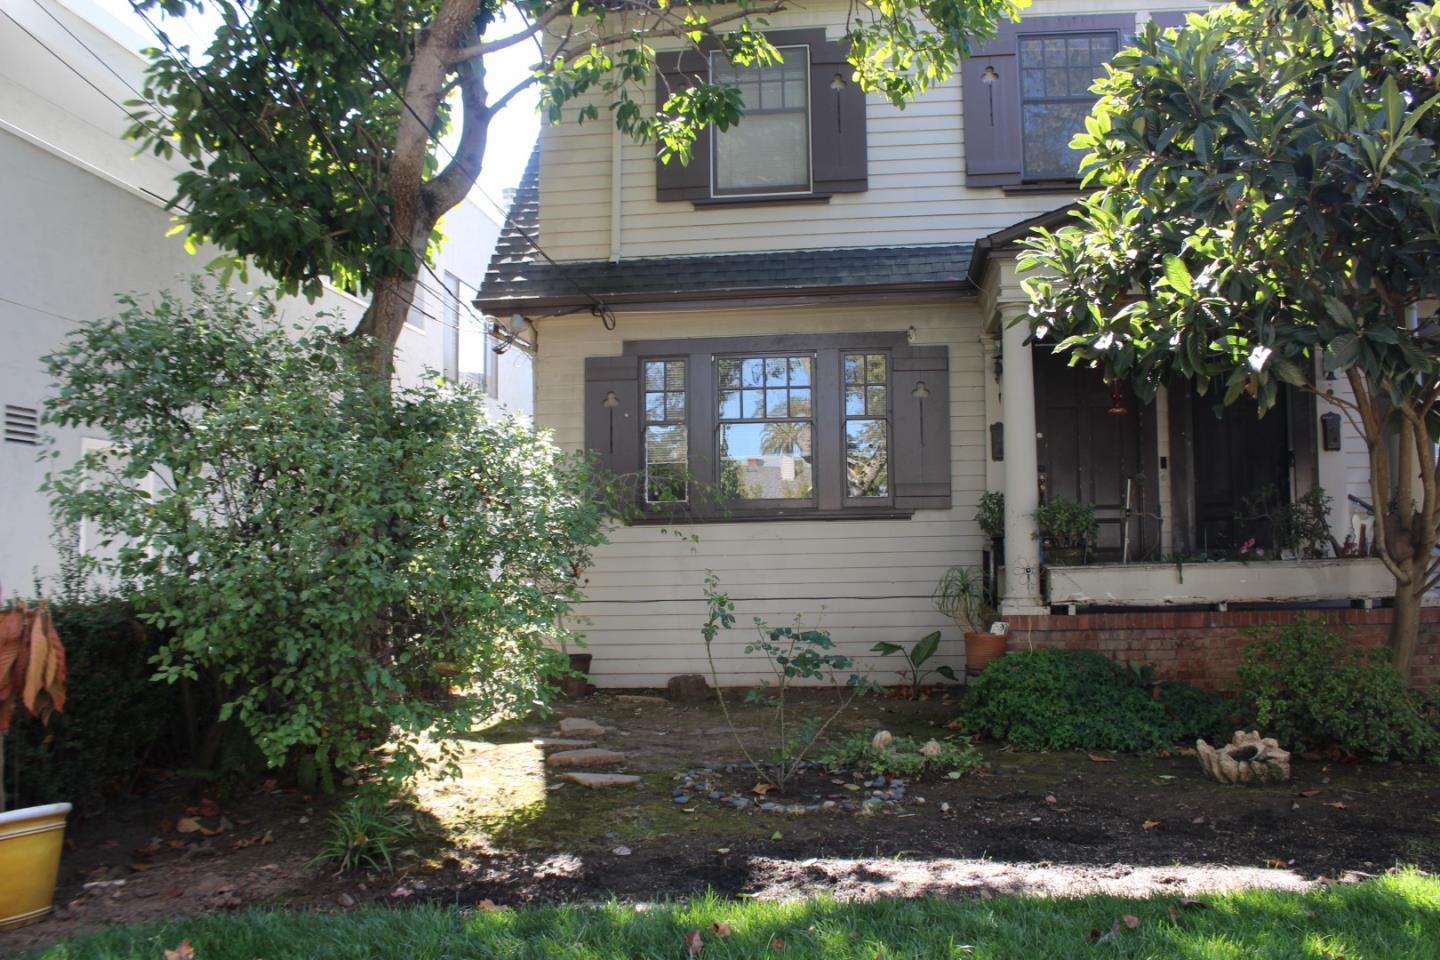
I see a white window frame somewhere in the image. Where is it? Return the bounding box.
[707,45,814,200]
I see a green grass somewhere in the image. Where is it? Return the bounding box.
[24,871,1440,959]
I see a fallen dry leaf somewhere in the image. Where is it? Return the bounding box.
[1167,905,1178,924]
[163,941,195,960]
[1142,819,1162,830]
[770,936,787,952]
[752,783,774,795]
[1087,753,1117,763]
[175,817,202,834]
[1299,788,1321,797]
[1264,858,1287,869]
[1324,801,1347,809]
[1122,914,1140,929]
[475,899,508,912]
[684,929,705,956]
[710,922,732,937]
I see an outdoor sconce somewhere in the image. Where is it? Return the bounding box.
[1321,411,1342,451]
[990,422,1004,461]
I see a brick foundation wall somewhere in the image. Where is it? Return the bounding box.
[1003,607,1440,690]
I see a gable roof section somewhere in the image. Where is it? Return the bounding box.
[478,149,974,313]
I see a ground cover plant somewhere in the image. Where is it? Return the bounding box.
[1236,616,1440,761]
[962,650,1231,752]
[819,732,982,779]
[19,871,1440,960]
[43,281,611,787]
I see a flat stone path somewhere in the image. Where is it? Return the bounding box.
[557,772,642,789]
[549,718,637,787]
[559,717,609,737]
[532,738,596,749]
[546,748,628,768]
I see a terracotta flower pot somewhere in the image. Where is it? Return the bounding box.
[0,802,71,929]
[964,632,1008,675]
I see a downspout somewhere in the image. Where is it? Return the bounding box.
[609,122,623,263]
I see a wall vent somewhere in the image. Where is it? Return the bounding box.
[4,405,40,445]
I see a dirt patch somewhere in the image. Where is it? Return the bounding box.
[7,691,1440,954]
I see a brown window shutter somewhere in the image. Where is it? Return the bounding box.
[962,47,1021,187]
[654,50,712,202]
[810,38,867,194]
[584,356,641,487]
[891,345,951,510]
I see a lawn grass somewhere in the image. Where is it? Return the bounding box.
[24,871,1439,959]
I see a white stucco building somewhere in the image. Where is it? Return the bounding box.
[0,0,528,592]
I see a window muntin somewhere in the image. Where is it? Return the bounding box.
[709,48,811,197]
[643,359,688,503]
[843,353,890,499]
[1018,32,1117,180]
[717,355,814,501]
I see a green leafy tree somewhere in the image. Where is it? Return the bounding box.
[1020,0,1440,674]
[43,280,610,783]
[126,0,1023,378]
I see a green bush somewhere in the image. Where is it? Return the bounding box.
[43,281,612,786]
[819,733,982,778]
[962,650,1229,752]
[1235,617,1439,761]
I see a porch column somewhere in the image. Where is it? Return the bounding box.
[1000,310,1046,614]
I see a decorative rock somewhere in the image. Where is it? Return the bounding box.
[673,795,690,804]
[532,738,596,749]
[919,739,943,758]
[558,772,642,788]
[1196,730,1292,785]
[667,674,711,704]
[546,748,627,767]
[871,730,893,752]
[558,718,608,736]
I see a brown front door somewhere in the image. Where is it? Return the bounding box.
[1034,350,1158,561]
[1190,393,1291,552]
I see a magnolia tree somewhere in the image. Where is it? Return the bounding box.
[130,0,1023,377]
[1021,0,1440,675]
[43,282,610,782]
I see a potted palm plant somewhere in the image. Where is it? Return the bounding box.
[933,567,1007,674]
[0,600,70,930]
[1033,496,1097,566]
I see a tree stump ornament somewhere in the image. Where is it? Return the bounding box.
[1196,730,1291,785]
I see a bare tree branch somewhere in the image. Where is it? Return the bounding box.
[449,2,569,62]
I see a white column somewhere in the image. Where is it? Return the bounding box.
[1000,312,1046,613]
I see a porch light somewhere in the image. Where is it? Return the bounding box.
[1106,379,1129,417]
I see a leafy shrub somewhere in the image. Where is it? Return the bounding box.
[311,792,416,875]
[43,281,612,785]
[962,650,1228,752]
[1235,617,1438,761]
[820,733,982,778]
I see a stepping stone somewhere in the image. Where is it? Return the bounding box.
[558,772,642,789]
[532,737,597,750]
[546,748,627,768]
[615,694,668,705]
[559,718,608,736]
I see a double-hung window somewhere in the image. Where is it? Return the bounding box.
[1017,33,1118,181]
[585,334,951,519]
[709,49,811,197]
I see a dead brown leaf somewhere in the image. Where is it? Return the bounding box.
[1121,914,1139,929]
[476,899,508,912]
[684,929,705,956]
[1167,905,1178,924]
[770,936,787,952]
[163,941,195,960]
[1324,801,1347,809]
[1142,819,1162,830]
[752,783,774,795]
[1087,753,1117,763]
[175,817,202,834]
[1264,858,1287,869]
[710,922,733,938]
[1300,789,1321,797]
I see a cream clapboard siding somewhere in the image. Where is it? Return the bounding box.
[535,300,984,687]
[538,0,1212,262]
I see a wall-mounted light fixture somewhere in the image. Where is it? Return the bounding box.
[1321,411,1342,451]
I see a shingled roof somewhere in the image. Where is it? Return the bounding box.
[478,148,975,313]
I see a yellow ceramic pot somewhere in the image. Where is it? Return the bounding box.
[0,802,71,929]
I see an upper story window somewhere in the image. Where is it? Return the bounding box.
[654,29,867,205]
[1018,33,1118,181]
[709,50,811,197]
[963,14,1133,188]
[583,334,953,520]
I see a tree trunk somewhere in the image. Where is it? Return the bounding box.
[351,271,422,381]
[1391,568,1423,679]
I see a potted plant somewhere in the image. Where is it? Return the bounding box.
[976,491,1005,546]
[0,600,71,930]
[1033,496,1097,566]
[933,567,1007,674]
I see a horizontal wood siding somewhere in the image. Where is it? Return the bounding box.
[536,301,984,687]
[537,1,1213,261]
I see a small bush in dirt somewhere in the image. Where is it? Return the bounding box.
[820,733,982,778]
[312,792,416,875]
[1235,617,1439,761]
[962,650,1226,753]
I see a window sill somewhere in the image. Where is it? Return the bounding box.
[1002,182,1084,195]
[631,505,914,524]
[691,193,833,209]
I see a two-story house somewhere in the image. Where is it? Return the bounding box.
[479,0,1420,690]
